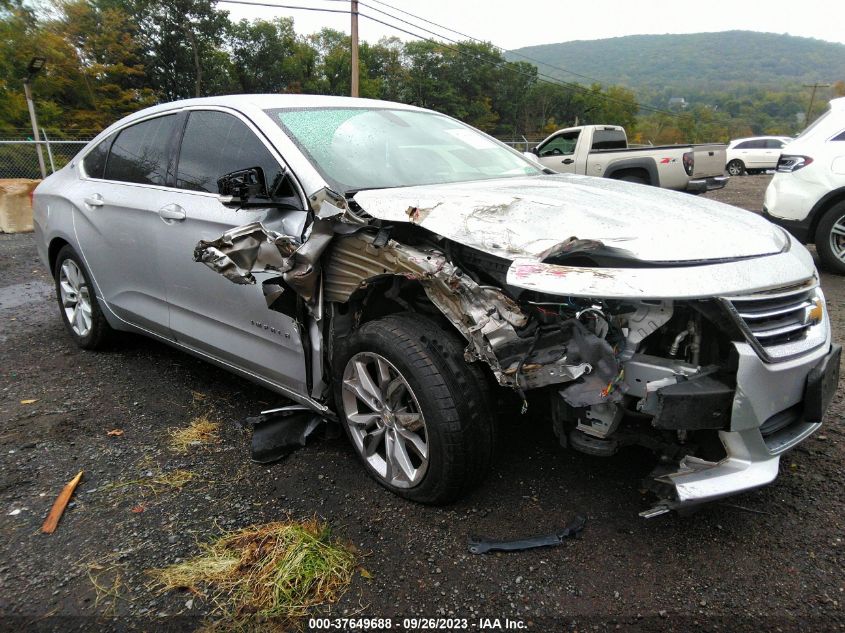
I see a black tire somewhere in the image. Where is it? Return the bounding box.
[816,202,845,275]
[727,159,745,176]
[53,245,114,349]
[333,313,496,504]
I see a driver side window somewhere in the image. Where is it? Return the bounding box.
[539,131,580,157]
[176,110,293,197]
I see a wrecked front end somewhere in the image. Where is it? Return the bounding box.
[194,183,840,516]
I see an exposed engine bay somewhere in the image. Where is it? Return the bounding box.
[194,187,836,516]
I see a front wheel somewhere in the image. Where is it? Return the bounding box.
[726,159,745,176]
[816,202,845,275]
[334,313,495,504]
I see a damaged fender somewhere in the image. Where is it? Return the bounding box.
[196,216,621,405]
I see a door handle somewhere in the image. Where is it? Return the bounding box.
[84,194,104,207]
[158,204,186,222]
[562,158,574,165]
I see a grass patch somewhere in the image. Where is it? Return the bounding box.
[86,559,127,616]
[105,469,200,496]
[169,416,221,453]
[149,519,356,619]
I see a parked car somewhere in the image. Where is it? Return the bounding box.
[725,135,793,175]
[33,95,840,517]
[764,98,845,275]
[526,124,728,193]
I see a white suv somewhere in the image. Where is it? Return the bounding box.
[764,97,845,274]
[725,135,792,176]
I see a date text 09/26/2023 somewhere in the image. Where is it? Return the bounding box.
[307,617,528,630]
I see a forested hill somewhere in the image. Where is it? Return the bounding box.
[509,31,845,92]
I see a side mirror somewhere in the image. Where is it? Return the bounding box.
[217,166,267,204]
[530,146,539,156]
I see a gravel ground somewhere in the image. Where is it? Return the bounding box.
[1,174,843,631]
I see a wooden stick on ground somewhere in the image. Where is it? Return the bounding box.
[41,470,83,534]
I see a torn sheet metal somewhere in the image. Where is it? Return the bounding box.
[194,222,298,285]
[283,218,334,302]
[194,219,336,305]
[468,515,586,554]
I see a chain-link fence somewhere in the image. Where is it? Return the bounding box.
[0,134,549,180]
[0,137,91,179]
[499,138,545,152]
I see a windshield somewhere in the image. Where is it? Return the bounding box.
[267,107,541,193]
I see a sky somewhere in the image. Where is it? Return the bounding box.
[219,0,845,49]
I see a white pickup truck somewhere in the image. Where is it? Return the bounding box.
[526,125,729,193]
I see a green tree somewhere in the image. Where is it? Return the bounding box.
[229,17,315,94]
[134,0,232,99]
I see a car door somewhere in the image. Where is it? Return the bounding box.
[746,139,769,169]
[70,114,177,335]
[154,108,308,394]
[763,139,786,169]
[536,130,580,173]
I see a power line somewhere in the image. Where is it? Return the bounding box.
[356,9,678,116]
[216,0,349,15]
[362,0,618,87]
[215,0,679,117]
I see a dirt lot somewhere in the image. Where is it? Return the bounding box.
[1,174,843,631]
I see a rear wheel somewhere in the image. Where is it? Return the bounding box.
[334,313,495,504]
[816,201,845,275]
[54,245,114,349]
[726,159,745,176]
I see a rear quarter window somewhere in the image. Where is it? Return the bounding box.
[82,136,113,179]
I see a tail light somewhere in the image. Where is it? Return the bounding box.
[777,155,813,173]
[682,151,694,176]
[29,190,35,207]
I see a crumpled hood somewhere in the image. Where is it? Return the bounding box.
[352,174,788,262]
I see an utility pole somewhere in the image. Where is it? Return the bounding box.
[23,57,48,179]
[350,0,359,97]
[804,82,831,125]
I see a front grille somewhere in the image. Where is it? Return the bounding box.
[724,282,826,361]
[731,286,815,346]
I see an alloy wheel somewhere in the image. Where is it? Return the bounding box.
[59,259,93,337]
[829,213,845,263]
[341,352,429,488]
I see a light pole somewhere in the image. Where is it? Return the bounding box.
[350,0,359,97]
[23,56,47,179]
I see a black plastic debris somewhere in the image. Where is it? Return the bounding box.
[247,405,332,464]
[467,515,586,554]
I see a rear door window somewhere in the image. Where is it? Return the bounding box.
[175,110,285,195]
[103,115,177,186]
[765,139,786,149]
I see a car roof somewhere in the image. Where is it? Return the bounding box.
[730,135,792,143]
[121,94,426,122]
[830,96,845,111]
